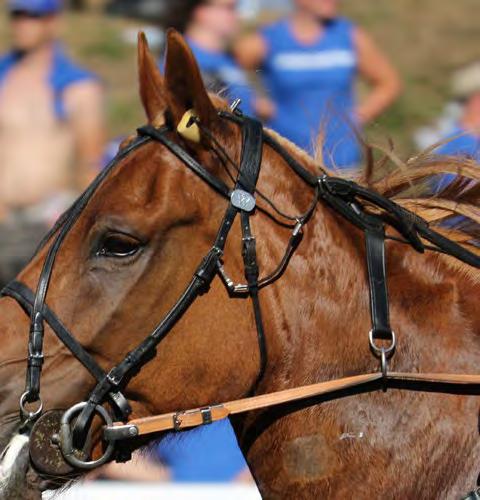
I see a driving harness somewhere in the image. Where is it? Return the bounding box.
[2,106,480,493]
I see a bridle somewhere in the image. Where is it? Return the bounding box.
[2,106,480,490]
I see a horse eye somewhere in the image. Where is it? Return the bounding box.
[97,233,142,258]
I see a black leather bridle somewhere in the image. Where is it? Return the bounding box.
[2,108,480,471]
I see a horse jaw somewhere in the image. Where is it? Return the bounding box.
[0,434,40,500]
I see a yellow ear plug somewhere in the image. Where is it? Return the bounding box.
[177,109,201,143]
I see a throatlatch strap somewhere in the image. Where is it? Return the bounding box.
[365,228,392,341]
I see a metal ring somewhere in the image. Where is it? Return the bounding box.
[19,392,43,422]
[59,402,115,470]
[369,330,396,357]
[381,349,388,378]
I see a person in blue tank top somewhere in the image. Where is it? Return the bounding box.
[235,0,401,169]
[0,0,105,287]
[433,62,480,191]
[165,0,255,115]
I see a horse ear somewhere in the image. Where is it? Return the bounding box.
[137,32,167,124]
[163,29,219,135]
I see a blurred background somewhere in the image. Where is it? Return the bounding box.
[0,0,479,498]
[1,0,478,153]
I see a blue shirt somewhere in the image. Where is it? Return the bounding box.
[0,44,97,121]
[261,18,361,168]
[155,420,248,482]
[434,126,480,190]
[188,39,255,116]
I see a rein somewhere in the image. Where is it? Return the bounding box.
[2,107,480,477]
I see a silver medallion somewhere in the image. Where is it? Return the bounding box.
[231,189,256,212]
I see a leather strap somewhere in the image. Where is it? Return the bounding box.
[1,281,131,420]
[16,134,151,405]
[105,370,480,438]
[137,125,231,199]
[365,227,392,341]
[237,117,267,393]
[72,116,267,446]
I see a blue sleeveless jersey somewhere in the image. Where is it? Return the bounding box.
[187,39,255,116]
[261,18,361,168]
[434,126,480,190]
[155,419,247,482]
[0,44,98,121]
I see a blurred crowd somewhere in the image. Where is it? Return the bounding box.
[0,0,479,489]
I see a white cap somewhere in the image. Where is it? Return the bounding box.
[452,61,480,99]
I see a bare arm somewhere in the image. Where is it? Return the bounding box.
[233,31,268,70]
[355,27,402,124]
[64,80,106,190]
[234,32,276,120]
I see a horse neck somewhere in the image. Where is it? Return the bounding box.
[252,140,370,390]
[233,142,480,497]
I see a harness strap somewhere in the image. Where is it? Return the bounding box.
[104,371,480,439]
[237,117,268,393]
[137,125,231,198]
[71,246,224,448]
[16,134,151,407]
[241,209,267,394]
[365,227,392,341]
[71,116,267,449]
[1,281,131,420]
[220,111,319,187]
[320,176,480,268]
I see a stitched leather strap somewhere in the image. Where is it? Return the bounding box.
[105,370,480,438]
[238,117,268,393]
[365,227,392,341]
[72,117,267,446]
[1,281,131,420]
[137,125,231,199]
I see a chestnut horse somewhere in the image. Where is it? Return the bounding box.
[1,31,480,499]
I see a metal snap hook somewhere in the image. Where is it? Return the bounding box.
[58,402,115,470]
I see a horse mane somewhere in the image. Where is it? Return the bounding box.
[263,127,480,281]
[356,142,480,243]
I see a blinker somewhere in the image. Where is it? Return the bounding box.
[177,109,201,143]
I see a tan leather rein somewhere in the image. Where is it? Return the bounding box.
[104,371,480,440]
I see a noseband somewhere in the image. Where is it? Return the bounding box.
[2,108,480,481]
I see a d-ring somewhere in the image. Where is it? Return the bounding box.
[59,402,115,470]
[19,392,43,422]
[368,330,396,357]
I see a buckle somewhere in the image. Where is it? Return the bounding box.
[173,407,215,432]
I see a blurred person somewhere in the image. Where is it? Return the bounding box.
[166,0,256,114]
[433,62,480,191]
[0,0,105,287]
[155,419,252,483]
[235,0,401,168]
